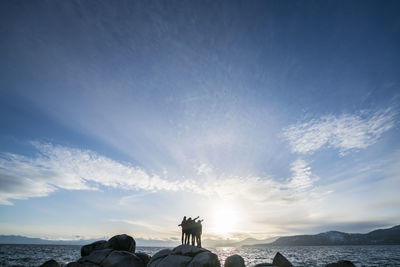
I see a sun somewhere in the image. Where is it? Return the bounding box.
[212,204,238,235]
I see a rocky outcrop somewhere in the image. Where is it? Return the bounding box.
[63,234,147,267]
[107,234,136,252]
[325,260,356,267]
[81,240,108,257]
[224,254,245,267]
[147,244,220,267]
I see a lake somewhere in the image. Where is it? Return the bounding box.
[0,244,399,266]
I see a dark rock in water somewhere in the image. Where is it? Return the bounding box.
[81,240,108,257]
[224,254,245,267]
[272,252,293,267]
[135,252,152,266]
[107,234,136,253]
[40,259,61,267]
[101,250,145,267]
[325,260,356,267]
[147,244,220,267]
[253,264,275,267]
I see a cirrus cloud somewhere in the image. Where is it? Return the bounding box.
[283,108,396,155]
[0,143,321,205]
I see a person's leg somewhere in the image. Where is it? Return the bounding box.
[181,231,184,244]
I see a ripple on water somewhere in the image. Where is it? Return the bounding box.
[1,244,400,266]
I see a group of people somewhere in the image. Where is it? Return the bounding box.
[178,216,203,247]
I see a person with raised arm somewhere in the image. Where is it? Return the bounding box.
[178,216,187,244]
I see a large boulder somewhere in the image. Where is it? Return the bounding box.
[101,251,146,267]
[147,244,221,267]
[81,240,108,257]
[107,234,136,253]
[272,252,293,267]
[224,254,245,267]
[325,260,356,267]
[69,248,148,267]
[135,252,152,266]
[78,248,114,265]
[254,264,275,267]
[40,259,61,267]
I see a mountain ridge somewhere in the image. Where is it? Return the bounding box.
[246,225,400,247]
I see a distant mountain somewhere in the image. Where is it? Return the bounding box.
[0,235,98,245]
[0,235,181,247]
[246,225,400,247]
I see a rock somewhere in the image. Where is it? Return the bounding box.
[147,244,220,267]
[40,259,61,267]
[272,252,293,267]
[325,260,356,267]
[135,252,152,266]
[102,250,145,267]
[253,264,275,267]
[65,262,97,267]
[224,254,245,267]
[81,240,108,257]
[147,248,173,266]
[188,251,220,267]
[107,234,136,253]
[78,248,114,265]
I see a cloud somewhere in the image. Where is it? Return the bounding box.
[0,142,321,205]
[288,159,318,191]
[0,143,195,205]
[283,108,395,155]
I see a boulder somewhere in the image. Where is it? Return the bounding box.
[147,249,173,266]
[78,248,114,265]
[107,234,136,253]
[272,252,293,267]
[254,264,275,267]
[135,252,152,266]
[147,244,220,267]
[224,254,245,267]
[40,259,61,267]
[325,260,356,267]
[65,262,97,267]
[72,248,149,267]
[81,240,108,257]
[102,251,146,267]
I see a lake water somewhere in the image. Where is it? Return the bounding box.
[0,244,399,266]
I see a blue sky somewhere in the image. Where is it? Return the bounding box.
[0,0,399,241]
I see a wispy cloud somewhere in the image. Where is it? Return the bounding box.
[283,108,395,155]
[0,143,321,205]
[0,143,194,205]
[288,159,318,191]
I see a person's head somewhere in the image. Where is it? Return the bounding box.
[183,216,186,220]
[188,217,192,221]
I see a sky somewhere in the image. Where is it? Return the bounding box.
[0,0,399,242]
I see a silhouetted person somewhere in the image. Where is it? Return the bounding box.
[194,219,203,247]
[178,216,187,244]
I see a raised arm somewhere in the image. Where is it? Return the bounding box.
[193,216,199,221]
